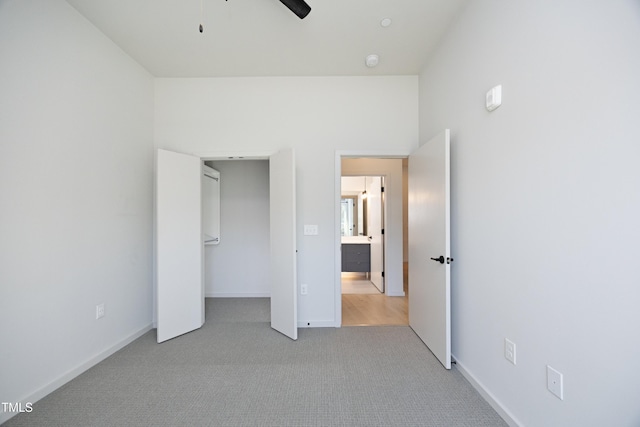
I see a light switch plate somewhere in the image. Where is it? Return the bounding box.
[303,225,318,235]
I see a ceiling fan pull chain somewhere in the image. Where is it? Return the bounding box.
[199,0,204,33]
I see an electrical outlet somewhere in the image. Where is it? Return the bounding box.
[547,365,564,400]
[300,284,308,295]
[96,303,105,320]
[505,338,516,365]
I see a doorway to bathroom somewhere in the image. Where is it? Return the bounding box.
[340,157,408,326]
[341,175,384,293]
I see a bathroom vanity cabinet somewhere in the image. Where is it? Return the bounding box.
[341,242,371,272]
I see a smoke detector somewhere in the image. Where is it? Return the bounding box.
[365,54,379,68]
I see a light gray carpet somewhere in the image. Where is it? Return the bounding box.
[4,298,506,427]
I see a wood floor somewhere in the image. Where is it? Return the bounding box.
[341,263,409,326]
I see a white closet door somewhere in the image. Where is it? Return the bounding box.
[269,148,298,340]
[156,149,204,343]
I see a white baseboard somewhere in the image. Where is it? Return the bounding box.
[205,292,270,298]
[385,291,406,297]
[452,355,522,427]
[0,324,153,425]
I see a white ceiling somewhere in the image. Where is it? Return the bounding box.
[66,0,468,78]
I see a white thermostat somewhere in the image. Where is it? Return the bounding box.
[486,85,502,112]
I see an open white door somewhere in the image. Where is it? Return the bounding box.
[156,149,204,343]
[269,148,298,340]
[367,176,384,293]
[408,130,451,369]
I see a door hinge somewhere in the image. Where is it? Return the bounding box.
[381,228,384,235]
[381,186,385,193]
[382,271,385,278]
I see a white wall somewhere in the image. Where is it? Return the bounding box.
[341,176,368,193]
[155,76,418,325]
[0,0,154,420]
[204,160,270,297]
[342,159,405,297]
[419,1,640,426]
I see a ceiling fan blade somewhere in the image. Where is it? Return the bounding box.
[279,0,311,19]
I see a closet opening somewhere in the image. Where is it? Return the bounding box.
[203,160,271,300]
[156,148,297,343]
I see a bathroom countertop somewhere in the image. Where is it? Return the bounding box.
[341,236,370,244]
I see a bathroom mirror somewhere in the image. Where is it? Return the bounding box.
[340,196,359,236]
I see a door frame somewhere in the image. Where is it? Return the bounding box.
[334,150,409,327]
